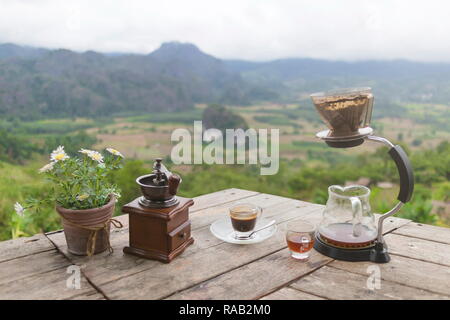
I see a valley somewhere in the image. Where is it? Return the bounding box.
[1,101,448,240]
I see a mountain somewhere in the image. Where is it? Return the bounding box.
[225,58,450,105]
[0,41,450,120]
[147,42,249,103]
[0,43,48,59]
[0,42,268,119]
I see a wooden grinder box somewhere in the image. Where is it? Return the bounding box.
[122,196,194,263]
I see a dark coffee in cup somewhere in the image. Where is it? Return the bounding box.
[230,212,257,232]
[229,204,262,239]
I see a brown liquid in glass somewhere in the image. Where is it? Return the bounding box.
[319,223,376,248]
[286,234,314,253]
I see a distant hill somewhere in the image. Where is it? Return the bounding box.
[147,42,250,104]
[225,58,450,106]
[0,41,449,119]
[0,42,270,119]
[0,43,48,59]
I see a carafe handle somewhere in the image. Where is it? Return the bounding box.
[350,197,363,237]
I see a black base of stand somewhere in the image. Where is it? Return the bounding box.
[314,234,390,263]
[325,138,365,148]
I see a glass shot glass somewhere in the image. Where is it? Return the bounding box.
[285,219,315,261]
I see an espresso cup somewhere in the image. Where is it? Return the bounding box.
[229,203,262,239]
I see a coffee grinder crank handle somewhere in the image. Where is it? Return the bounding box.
[153,158,171,176]
[153,158,182,196]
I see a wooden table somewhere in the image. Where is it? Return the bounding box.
[1,188,449,300]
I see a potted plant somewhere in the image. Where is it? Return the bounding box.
[15,146,125,256]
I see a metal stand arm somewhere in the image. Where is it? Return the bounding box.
[365,135,415,242]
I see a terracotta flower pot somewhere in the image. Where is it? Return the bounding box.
[56,196,116,256]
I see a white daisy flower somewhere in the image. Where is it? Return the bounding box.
[112,191,121,199]
[50,146,69,162]
[106,148,124,158]
[79,148,94,155]
[39,162,54,173]
[76,194,89,201]
[87,151,104,163]
[14,202,25,217]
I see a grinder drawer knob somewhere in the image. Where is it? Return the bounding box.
[179,232,187,239]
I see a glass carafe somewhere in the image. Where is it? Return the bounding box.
[318,185,377,248]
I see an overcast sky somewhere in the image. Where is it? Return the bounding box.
[1,0,449,62]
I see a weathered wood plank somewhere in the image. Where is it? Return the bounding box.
[2,188,446,300]
[97,205,324,299]
[189,188,260,212]
[393,222,450,244]
[101,237,284,299]
[79,203,322,289]
[68,292,106,300]
[46,193,320,287]
[44,192,268,284]
[0,266,101,300]
[46,227,160,287]
[47,193,296,258]
[0,233,55,263]
[374,215,411,234]
[261,287,325,300]
[188,193,309,231]
[290,266,449,300]
[0,250,70,286]
[165,248,332,300]
[99,188,260,231]
[330,254,450,296]
[45,189,409,300]
[384,233,450,266]
[47,191,295,253]
[163,214,409,300]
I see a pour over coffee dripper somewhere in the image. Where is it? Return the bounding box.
[311,87,374,148]
[310,87,414,263]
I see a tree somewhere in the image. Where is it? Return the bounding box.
[0,129,37,164]
[202,104,248,133]
[43,131,97,155]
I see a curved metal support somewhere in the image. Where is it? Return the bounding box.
[376,201,403,242]
[365,135,395,148]
[365,135,414,242]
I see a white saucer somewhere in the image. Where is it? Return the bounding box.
[210,217,277,244]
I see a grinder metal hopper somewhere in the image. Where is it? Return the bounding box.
[136,158,181,208]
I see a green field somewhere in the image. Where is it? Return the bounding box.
[0,102,449,240]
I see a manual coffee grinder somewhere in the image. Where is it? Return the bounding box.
[122,158,194,263]
[310,87,414,263]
